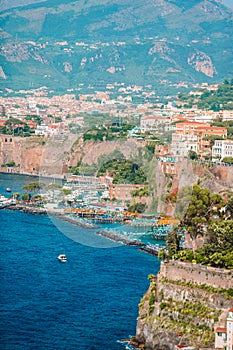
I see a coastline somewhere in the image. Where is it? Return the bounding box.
[5,204,161,256]
[0,171,65,181]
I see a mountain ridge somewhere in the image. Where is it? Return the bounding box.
[0,0,232,94]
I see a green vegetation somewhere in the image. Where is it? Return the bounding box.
[97,150,125,167]
[180,185,223,241]
[128,202,147,213]
[12,192,20,200]
[188,150,198,160]
[166,230,181,258]
[211,120,233,139]
[22,182,45,196]
[178,80,233,111]
[97,159,147,184]
[164,185,233,269]
[131,186,149,197]
[70,163,98,176]
[25,115,42,125]
[83,123,135,142]
[173,221,233,269]
[1,160,16,167]
[0,117,34,137]
[21,193,30,201]
[222,156,233,164]
[161,277,233,299]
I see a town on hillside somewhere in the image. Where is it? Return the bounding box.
[0,80,232,350]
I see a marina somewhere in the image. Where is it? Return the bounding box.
[0,172,183,257]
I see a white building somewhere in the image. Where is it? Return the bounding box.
[35,124,49,136]
[140,115,169,132]
[215,308,233,350]
[227,309,233,350]
[212,139,233,161]
[171,133,199,156]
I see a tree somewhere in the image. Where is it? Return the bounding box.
[33,194,43,202]
[222,157,233,164]
[158,248,167,261]
[180,185,223,249]
[22,182,45,197]
[0,117,33,137]
[188,150,198,160]
[62,188,71,195]
[128,203,147,213]
[188,220,233,269]
[21,193,30,201]
[226,197,233,219]
[166,229,181,258]
[206,221,233,252]
[12,192,20,200]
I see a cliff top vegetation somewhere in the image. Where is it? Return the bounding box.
[159,185,233,269]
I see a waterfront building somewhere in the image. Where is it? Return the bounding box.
[109,183,146,203]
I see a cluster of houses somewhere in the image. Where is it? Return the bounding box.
[135,114,233,177]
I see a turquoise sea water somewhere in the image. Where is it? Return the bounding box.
[0,173,160,349]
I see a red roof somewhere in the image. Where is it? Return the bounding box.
[216,327,227,333]
[229,308,233,312]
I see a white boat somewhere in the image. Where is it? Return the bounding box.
[57,254,67,263]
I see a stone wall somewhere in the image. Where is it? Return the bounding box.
[160,261,233,289]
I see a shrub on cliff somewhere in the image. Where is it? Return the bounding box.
[173,220,233,269]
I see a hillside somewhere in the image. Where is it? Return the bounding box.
[0,0,232,94]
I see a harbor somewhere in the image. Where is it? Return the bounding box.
[0,173,183,256]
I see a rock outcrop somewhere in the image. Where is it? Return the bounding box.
[134,262,233,350]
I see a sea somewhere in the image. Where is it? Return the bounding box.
[0,173,160,350]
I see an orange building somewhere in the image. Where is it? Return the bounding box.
[175,122,227,151]
[109,183,145,202]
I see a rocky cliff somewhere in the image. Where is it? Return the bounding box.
[0,135,140,176]
[133,262,233,350]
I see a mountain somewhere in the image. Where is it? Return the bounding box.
[0,0,232,95]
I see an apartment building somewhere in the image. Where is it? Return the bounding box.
[171,133,199,156]
[175,122,227,151]
[109,183,145,202]
[212,139,233,161]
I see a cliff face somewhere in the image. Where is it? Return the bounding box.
[0,135,140,176]
[69,138,140,167]
[134,262,233,350]
[0,135,44,174]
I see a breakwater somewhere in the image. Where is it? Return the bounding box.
[95,229,162,256]
[5,204,162,256]
[60,215,98,229]
[96,229,145,246]
[7,203,48,215]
